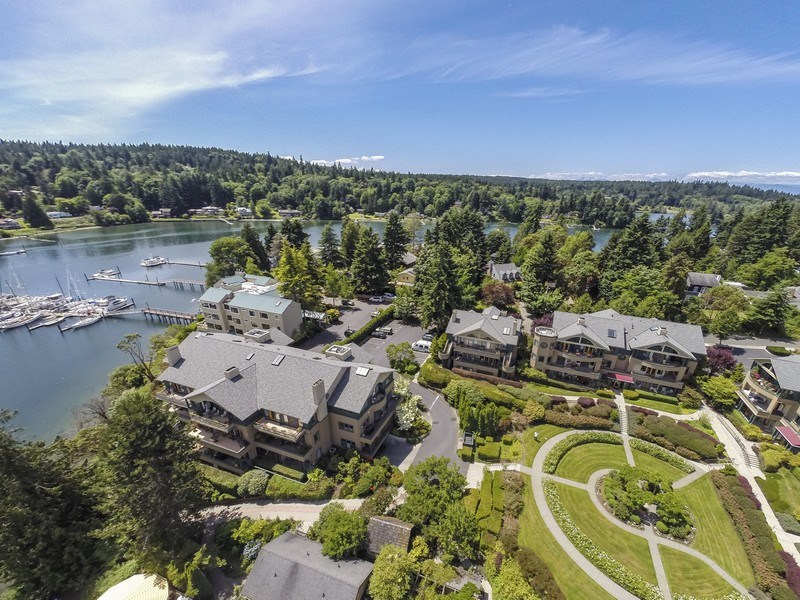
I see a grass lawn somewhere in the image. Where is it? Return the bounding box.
[659,547,737,598]
[555,443,628,483]
[627,398,695,415]
[526,382,601,397]
[630,449,687,483]
[521,424,569,467]
[676,475,755,588]
[518,482,615,600]
[686,418,716,437]
[558,484,657,584]
[757,467,800,514]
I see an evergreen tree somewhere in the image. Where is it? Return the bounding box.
[274,241,321,308]
[323,263,353,305]
[382,210,411,269]
[351,228,388,293]
[97,389,205,561]
[340,217,362,267]
[0,411,100,599]
[319,222,342,266]
[300,241,324,288]
[280,217,308,248]
[744,287,792,334]
[21,196,54,229]
[414,241,459,329]
[240,223,270,271]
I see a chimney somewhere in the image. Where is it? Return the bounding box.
[166,345,182,366]
[224,366,240,380]
[578,315,585,326]
[658,326,667,336]
[312,379,326,405]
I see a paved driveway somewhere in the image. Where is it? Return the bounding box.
[358,319,426,368]
[297,298,378,351]
[410,378,466,474]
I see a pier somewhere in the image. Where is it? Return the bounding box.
[167,259,208,268]
[169,279,205,291]
[142,307,198,324]
[86,274,165,286]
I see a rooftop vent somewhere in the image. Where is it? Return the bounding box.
[502,327,511,336]
[224,366,240,380]
[166,345,182,366]
[355,366,370,377]
[491,315,499,320]
[246,352,255,361]
[325,344,353,361]
[272,354,285,366]
[244,328,271,343]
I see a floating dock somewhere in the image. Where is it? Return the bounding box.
[169,279,205,291]
[167,259,208,268]
[142,307,198,324]
[85,274,165,286]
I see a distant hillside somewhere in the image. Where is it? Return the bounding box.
[0,140,794,228]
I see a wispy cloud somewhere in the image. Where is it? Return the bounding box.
[310,155,385,167]
[685,170,800,184]
[532,171,670,182]
[503,86,584,99]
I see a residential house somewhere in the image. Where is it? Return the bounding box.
[241,532,374,600]
[487,260,522,283]
[684,272,722,297]
[366,516,413,557]
[0,218,20,230]
[198,275,303,340]
[531,310,706,394]
[278,209,302,218]
[395,267,415,287]
[235,206,253,216]
[156,331,397,474]
[737,354,800,452]
[401,252,418,267]
[439,307,521,379]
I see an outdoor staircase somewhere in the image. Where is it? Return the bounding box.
[615,393,629,435]
[718,415,761,469]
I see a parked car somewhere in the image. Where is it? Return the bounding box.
[344,327,356,336]
[371,330,388,339]
[369,296,384,303]
[421,333,435,342]
[377,326,393,335]
[341,299,353,306]
[382,292,396,300]
[370,309,381,317]
[411,340,432,352]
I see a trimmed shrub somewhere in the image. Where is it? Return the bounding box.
[418,361,457,389]
[577,396,596,408]
[464,488,481,515]
[550,396,567,405]
[198,463,240,500]
[777,513,800,536]
[544,410,614,431]
[517,546,566,600]
[631,405,658,416]
[675,446,702,462]
[622,389,640,401]
[543,432,622,474]
[501,472,525,518]
[477,441,502,462]
[499,516,520,553]
[501,434,515,446]
[336,305,395,345]
[767,346,793,357]
[597,389,616,399]
[629,439,694,473]
[264,474,334,501]
[492,474,504,511]
[459,446,475,462]
[236,469,270,497]
[585,404,613,419]
[597,398,617,408]
[476,475,493,522]
[498,384,540,401]
[484,510,503,536]
[633,413,719,460]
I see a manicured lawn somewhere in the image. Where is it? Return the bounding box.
[558,484,658,584]
[631,449,687,483]
[627,398,695,415]
[686,418,715,437]
[526,382,601,397]
[554,443,628,483]
[518,482,615,600]
[676,475,755,587]
[522,424,569,467]
[659,547,737,598]
[757,467,800,515]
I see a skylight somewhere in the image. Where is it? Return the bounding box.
[608,329,616,338]
[355,366,370,377]
[246,352,255,361]
[491,315,499,320]
[272,354,285,366]
[502,327,511,335]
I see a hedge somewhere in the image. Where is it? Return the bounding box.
[453,368,524,388]
[418,361,458,389]
[636,390,680,405]
[498,384,540,401]
[264,475,334,501]
[484,510,504,536]
[476,474,494,522]
[198,463,240,499]
[777,513,800,536]
[335,305,395,345]
[492,474,504,512]
[766,346,793,357]
[477,442,502,462]
[464,488,481,515]
[543,432,622,474]
[632,413,719,460]
[544,410,615,431]
[628,439,694,474]
[458,446,475,463]
[543,479,664,600]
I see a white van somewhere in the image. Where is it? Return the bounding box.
[411,340,432,353]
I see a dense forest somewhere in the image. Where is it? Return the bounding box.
[0,141,794,228]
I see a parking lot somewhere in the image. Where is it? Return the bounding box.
[358,319,429,368]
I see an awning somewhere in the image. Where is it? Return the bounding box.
[776,426,800,448]
[609,373,635,383]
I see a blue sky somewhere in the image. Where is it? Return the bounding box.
[1,1,799,185]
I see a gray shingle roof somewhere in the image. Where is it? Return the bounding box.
[551,310,706,357]
[770,355,800,393]
[446,308,520,345]
[156,332,391,422]
[686,272,721,288]
[367,516,413,556]
[490,262,521,281]
[241,532,373,600]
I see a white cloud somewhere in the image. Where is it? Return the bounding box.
[310,155,385,167]
[685,170,800,184]
[503,86,583,99]
[531,171,669,182]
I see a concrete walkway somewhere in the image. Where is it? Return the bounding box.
[614,391,636,466]
[527,430,752,600]
[203,498,364,531]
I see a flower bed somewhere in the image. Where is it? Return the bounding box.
[543,479,664,600]
[628,439,694,474]
[543,432,622,474]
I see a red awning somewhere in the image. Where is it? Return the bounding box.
[610,373,635,383]
[776,426,800,448]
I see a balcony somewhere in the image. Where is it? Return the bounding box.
[254,432,311,460]
[169,406,190,422]
[198,451,246,475]
[361,400,396,441]
[558,345,601,359]
[253,418,304,443]
[189,411,234,433]
[553,359,597,374]
[439,341,452,360]
[361,422,394,456]
[633,369,679,383]
[747,371,781,401]
[737,389,775,419]
[156,390,189,407]
[190,428,249,457]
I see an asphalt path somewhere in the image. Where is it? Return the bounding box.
[409,379,466,474]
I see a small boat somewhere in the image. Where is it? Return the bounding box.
[28,315,66,330]
[0,248,26,256]
[64,315,102,331]
[141,256,168,267]
[102,296,131,312]
[0,312,41,330]
[92,268,120,278]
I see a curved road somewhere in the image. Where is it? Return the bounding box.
[410,380,466,474]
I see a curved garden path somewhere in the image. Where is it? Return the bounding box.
[527,430,751,600]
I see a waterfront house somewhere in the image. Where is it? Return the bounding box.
[278,209,302,218]
[395,267,415,287]
[531,310,706,394]
[684,272,722,297]
[241,532,374,600]
[198,275,303,340]
[487,260,522,283]
[439,307,521,379]
[156,331,396,474]
[737,354,800,452]
[0,218,20,229]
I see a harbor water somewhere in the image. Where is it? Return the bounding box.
[0,219,613,441]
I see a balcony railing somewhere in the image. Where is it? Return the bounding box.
[254,433,311,459]
[190,411,233,433]
[748,371,781,399]
[156,390,189,407]
[361,400,396,440]
[253,418,304,443]
[191,429,249,456]
[737,389,774,418]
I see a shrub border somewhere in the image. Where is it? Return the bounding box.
[542,432,622,474]
[628,439,695,474]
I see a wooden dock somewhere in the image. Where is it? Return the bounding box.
[142,307,198,324]
[167,259,208,268]
[85,274,165,286]
[168,279,205,291]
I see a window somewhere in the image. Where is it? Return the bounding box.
[260,312,269,319]
[249,310,255,317]
[339,422,354,432]
[313,432,320,442]
[230,307,239,313]
[608,329,616,338]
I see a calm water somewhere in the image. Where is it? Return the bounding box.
[0,219,613,440]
